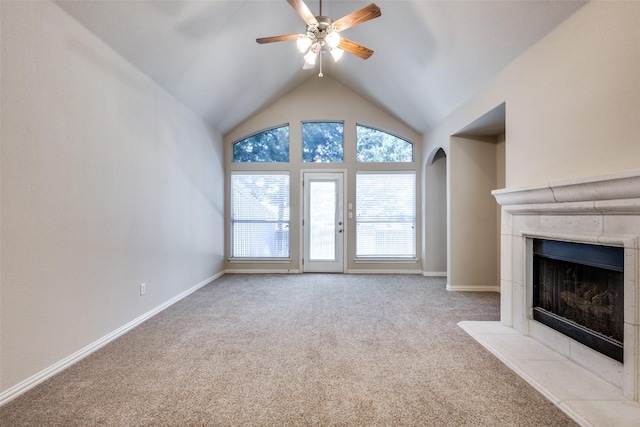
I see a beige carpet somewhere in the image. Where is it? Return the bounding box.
[0,274,576,426]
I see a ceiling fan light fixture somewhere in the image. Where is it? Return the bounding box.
[330,47,344,62]
[297,36,312,53]
[304,45,319,65]
[326,30,341,49]
[257,0,381,74]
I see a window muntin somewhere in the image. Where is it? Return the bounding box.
[231,173,290,258]
[233,125,289,162]
[356,125,413,162]
[302,121,344,163]
[356,172,416,258]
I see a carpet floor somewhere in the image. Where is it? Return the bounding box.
[0,274,577,426]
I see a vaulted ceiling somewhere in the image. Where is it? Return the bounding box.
[55,1,586,135]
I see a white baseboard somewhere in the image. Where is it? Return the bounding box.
[344,269,423,274]
[422,271,447,277]
[0,272,224,406]
[224,269,300,274]
[226,269,424,275]
[446,284,500,292]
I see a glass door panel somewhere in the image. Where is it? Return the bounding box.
[309,181,337,260]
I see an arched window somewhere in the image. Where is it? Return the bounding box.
[356,125,413,162]
[233,125,289,162]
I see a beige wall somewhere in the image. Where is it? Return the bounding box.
[224,76,423,273]
[448,136,502,291]
[1,1,224,397]
[423,149,447,274]
[423,1,640,289]
[496,132,506,288]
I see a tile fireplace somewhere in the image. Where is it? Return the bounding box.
[492,170,640,402]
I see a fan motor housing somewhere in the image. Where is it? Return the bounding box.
[307,16,334,41]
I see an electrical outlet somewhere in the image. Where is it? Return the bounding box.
[140,282,146,295]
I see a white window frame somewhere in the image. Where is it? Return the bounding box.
[355,171,417,260]
[230,171,290,260]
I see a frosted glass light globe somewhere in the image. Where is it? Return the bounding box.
[297,36,312,53]
[326,31,341,49]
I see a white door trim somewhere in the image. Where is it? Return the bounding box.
[301,169,347,273]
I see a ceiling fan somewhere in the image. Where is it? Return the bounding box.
[257,0,381,76]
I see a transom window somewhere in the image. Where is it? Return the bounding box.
[302,121,344,163]
[233,125,289,162]
[231,173,290,258]
[356,125,413,162]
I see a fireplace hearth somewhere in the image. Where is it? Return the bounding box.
[533,239,624,362]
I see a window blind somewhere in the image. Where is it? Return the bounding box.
[356,172,416,257]
[231,173,290,258]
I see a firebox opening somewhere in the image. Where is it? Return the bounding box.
[533,239,624,363]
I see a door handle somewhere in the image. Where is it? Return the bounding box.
[338,229,343,233]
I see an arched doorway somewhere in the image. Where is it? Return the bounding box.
[424,147,447,277]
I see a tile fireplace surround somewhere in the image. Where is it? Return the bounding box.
[474,169,640,425]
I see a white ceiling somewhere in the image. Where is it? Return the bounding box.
[54,0,586,135]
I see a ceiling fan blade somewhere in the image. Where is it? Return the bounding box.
[287,0,319,26]
[256,34,302,44]
[332,3,381,32]
[338,38,374,60]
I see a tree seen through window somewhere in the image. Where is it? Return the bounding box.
[356,125,413,162]
[233,125,289,162]
[302,122,344,163]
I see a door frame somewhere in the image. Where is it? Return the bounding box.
[300,169,347,273]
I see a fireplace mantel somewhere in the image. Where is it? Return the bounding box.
[492,169,640,402]
[492,169,640,216]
